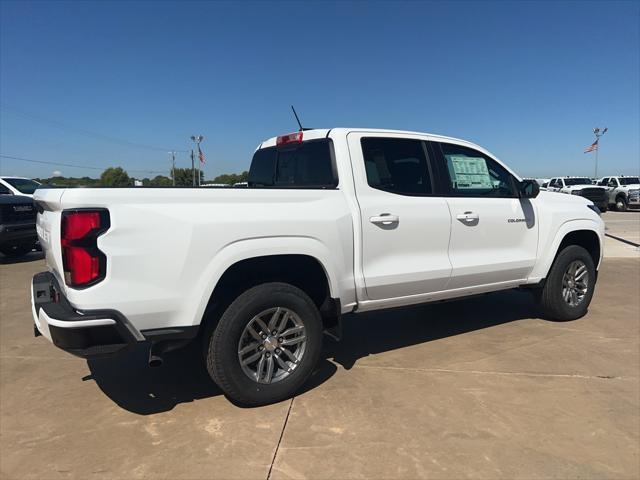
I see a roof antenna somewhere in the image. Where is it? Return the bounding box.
[291,105,311,131]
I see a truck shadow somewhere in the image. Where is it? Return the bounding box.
[85,341,337,415]
[326,289,541,370]
[86,289,540,415]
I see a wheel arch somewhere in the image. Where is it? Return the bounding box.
[190,237,345,332]
[615,191,628,200]
[530,220,603,282]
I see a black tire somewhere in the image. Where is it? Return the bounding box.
[0,244,33,257]
[206,282,323,406]
[538,245,596,321]
[615,196,628,212]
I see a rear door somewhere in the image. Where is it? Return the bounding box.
[348,133,452,300]
[429,141,538,289]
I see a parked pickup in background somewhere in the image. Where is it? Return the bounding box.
[596,176,640,211]
[31,128,605,406]
[0,194,38,257]
[546,177,608,211]
[0,176,42,198]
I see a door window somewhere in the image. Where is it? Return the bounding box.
[360,138,432,196]
[437,143,517,197]
[608,178,619,187]
[598,178,609,186]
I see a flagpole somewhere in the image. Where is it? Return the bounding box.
[591,127,607,179]
[190,135,204,187]
[191,149,195,187]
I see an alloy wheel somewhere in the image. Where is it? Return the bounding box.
[237,307,307,384]
[561,260,589,307]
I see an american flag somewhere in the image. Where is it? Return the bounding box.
[198,146,206,164]
[584,139,598,153]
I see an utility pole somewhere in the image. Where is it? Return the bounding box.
[592,127,608,179]
[190,149,195,186]
[169,151,176,186]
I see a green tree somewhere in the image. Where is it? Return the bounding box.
[100,167,131,187]
[172,167,203,187]
[211,171,249,185]
[150,175,173,187]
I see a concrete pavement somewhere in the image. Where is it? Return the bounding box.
[602,211,640,258]
[1,242,639,478]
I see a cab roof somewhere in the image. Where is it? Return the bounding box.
[258,128,482,149]
[257,128,522,181]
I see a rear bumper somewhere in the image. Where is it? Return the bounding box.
[31,271,199,359]
[31,272,145,358]
[0,222,37,247]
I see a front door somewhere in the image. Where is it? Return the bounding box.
[430,141,538,290]
[348,133,452,300]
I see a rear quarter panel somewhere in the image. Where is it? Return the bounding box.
[44,188,355,331]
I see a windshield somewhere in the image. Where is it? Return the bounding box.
[619,177,639,185]
[3,178,41,194]
[564,178,592,186]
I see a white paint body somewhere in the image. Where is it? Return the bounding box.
[33,128,605,333]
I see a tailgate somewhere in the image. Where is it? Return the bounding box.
[34,188,66,286]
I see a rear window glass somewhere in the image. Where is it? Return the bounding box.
[248,139,337,188]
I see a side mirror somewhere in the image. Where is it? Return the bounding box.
[520,179,540,198]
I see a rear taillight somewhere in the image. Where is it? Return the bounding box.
[61,210,109,288]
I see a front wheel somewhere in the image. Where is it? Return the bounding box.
[537,245,596,321]
[616,196,628,212]
[206,282,323,406]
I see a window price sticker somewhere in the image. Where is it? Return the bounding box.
[447,155,493,189]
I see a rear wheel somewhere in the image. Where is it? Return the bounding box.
[538,245,596,321]
[206,282,323,406]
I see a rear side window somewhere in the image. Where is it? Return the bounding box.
[437,142,517,197]
[0,183,12,195]
[360,138,432,196]
[248,139,337,188]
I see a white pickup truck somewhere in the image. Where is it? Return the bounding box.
[31,128,604,406]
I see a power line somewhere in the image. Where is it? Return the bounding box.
[0,103,189,153]
[0,154,167,175]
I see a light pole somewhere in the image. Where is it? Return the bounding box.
[592,127,607,179]
[190,135,204,187]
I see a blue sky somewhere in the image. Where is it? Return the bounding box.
[1,1,638,180]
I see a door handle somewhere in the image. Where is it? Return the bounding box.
[456,211,479,223]
[369,214,399,225]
